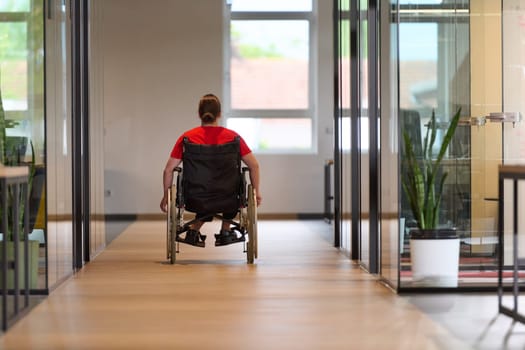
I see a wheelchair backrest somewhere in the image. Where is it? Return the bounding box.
[182,137,242,214]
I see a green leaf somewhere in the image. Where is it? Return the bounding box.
[401,108,461,230]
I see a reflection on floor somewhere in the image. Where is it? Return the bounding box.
[0,220,523,349]
[408,293,525,350]
[105,220,134,244]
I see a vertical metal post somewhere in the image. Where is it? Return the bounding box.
[82,0,91,263]
[368,0,379,273]
[350,0,360,261]
[513,179,518,316]
[12,184,19,314]
[23,181,29,306]
[47,0,53,19]
[324,161,333,224]
[497,171,504,309]
[71,0,91,269]
[1,178,7,331]
[332,0,341,247]
[71,0,84,270]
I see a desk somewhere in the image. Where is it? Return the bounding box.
[497,165,525,324]
[0,165,30,331]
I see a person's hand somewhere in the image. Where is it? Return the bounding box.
[160,194,168,213]
[256,193,262,206]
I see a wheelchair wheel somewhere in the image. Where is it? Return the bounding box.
[166,187,172,260]
[246,184,258,264]
[169,186,177,265]
[170,239,177,264]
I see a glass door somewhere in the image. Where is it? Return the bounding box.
[46,0,74,288]
[379,0,400,289]
[358,0,370,270]
[358,0,380,273]
[396,0,525,289]
[0,0,46,293]
[501,0,525,272]
[337,0,352,256]
[397,0,471,289]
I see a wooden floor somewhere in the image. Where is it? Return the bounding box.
[0,220,467,350]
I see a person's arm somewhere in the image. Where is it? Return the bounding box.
[241,152,261,206]
[160,157,182,212]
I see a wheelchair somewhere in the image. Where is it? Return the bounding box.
[166,137,258,264]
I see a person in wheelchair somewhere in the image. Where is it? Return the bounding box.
[160,93,261,247]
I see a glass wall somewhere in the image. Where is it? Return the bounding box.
[336,0,525,290]
[379,0,400,289]
[45,0,74,288]
[393,0,525,290]
[335,0,378,269]
[358,0,371,270]
[44,0,106,289]
[336,0,352,257]
[397,0,471,289]
[0,0,47,294]
[89,0,107,259]
[500,0,525,281]
[45,0,106,288]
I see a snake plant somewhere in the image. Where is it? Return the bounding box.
[402,108,461,230]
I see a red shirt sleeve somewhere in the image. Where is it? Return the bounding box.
[169,134,184,159]
[238,137,251,157]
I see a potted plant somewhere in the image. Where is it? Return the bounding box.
[402,108,462,287]
[0,70,40,289]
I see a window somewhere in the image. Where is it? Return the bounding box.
[0,0,30,12]
[0,0,44,163]
[225,0,314,152]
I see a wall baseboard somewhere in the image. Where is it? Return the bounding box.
[104,213,326,221]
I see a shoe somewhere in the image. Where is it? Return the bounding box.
[214,229,245,247]
[176,229,205,248]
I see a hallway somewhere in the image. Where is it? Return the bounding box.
[0,220,493,349]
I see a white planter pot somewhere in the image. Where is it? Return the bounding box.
[410,235,460,287]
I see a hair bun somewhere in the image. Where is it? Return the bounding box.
[201,112,215,123]
[198,94,221,124]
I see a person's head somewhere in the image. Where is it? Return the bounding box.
[198,94,221,125]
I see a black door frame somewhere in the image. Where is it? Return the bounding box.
[71,0,90,269]
[333,0,380,273]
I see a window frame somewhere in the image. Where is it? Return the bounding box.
[223,1,317,154]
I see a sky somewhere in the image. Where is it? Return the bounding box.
[399,23,438,61]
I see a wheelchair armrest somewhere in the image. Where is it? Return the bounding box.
[241,167,250,184]
[173,166,183,207]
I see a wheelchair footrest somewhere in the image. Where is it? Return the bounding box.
[176,230,206,248]
[214,229,246,247]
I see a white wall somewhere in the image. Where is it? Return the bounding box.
[101,0,334,216]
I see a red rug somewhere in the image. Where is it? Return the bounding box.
[400,270,525,278]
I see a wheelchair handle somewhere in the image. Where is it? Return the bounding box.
[174,167,182,173]
[242,167,249,173]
